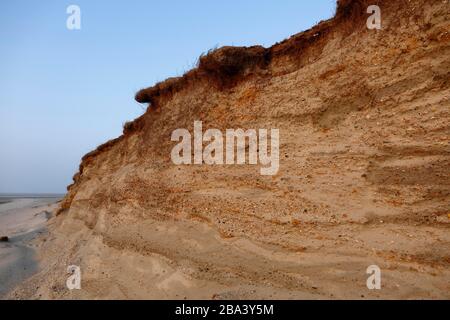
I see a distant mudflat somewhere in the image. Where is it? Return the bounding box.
[0,194,64,207]
[0,193,65,200]
[0,196,62,298]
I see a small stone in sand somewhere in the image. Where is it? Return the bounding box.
[0,236,9,242]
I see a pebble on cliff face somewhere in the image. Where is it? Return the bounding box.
[0,236,9,242]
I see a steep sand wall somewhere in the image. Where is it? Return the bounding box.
[10,0,450,299]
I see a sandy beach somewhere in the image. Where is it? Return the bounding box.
[0,196,62,298]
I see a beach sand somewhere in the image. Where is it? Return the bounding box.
[0,197,61,298]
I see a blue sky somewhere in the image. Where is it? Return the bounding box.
[0,1,335,193]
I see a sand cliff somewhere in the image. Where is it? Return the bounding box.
[10,0,450,299]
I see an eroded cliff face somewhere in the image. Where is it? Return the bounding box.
[12,0,450,299]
